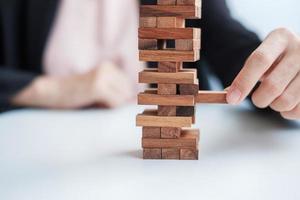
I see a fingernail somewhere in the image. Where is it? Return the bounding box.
[227,87,241,105]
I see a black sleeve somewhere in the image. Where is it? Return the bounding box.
[201,0,261,87]
[0,68,37,111]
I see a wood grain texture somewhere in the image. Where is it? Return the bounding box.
[139,50,200,62]
[180,148,198,160]
[158,62,182,72]
[143,148,162,159]
[177,0,201,6]
[176,106,195,116]
[140,5,201,19]
[139,69,197,84]
[138,39,158,50]
[162,148,180,159]
[158,105,177,116]
[177,106,196,124]
[139,28,201,39]
[138,92,195,106]
[139,17,157,28]
[157,17,185,28]
[176,106,195,123]
[175,39,201,50]
[144,88,158,94]
[158,0,176,5]
[179,83,199,95]
[136,109,193,128]
[161,127,181,138]
[158,84,177,95]
[142,128,199,148]
[196,91,228,103]
[142,127,161,138]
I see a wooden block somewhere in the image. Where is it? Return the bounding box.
[138,39,158,50]
[175,39,201,50]
[139,69,197,84]
[142,129,199,148]
[144,88,159,94]
[140,17,157,28]
[139,28,201,39]
[176,106,195,116]
[158,0,176,5]
[140,5,201,19]
[162,148,180,159]
[157,17,185,28]
[179,83,199,95]
[177,106,195,123]
[138,92,195,106]
[180,148,198,160]
[139,50,200,62]
[196,91,227,103]
[161,127,181,138]
[177,0,201,6]
[158,84,177,95]
[143,148,162,159]
[136,109,193,128]
[142,127,161,138]
[158,105,177,116]
[158,62,182,73]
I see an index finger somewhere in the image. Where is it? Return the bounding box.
[227,30,288,105]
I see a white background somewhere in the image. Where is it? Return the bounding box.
[227,0,300,39]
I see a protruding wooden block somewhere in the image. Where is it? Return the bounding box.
[139,69,197,84]
[177,0,201,6]
[158,0,176,5]
[140,17,157,28]
[158,84,177,95]
[196,91,228,103]
[157,17,185,28]
[136,110,193,128]
[142,128,199,148]
[158,105,177,116]
[180,148,198,160]
[138,92,195,106]
[140,5,201,19]
[175,39,201,50]
[143,148,162,159]
[138,39,158,50]
[142,127,161,138]
[179,83,199,95]
[162,148,180,159]
[139,50,200,62]
[139,28,201,39]
[161,127,181,138]
[158,62,182,73]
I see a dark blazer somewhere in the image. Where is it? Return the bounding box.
[0,0,261,112]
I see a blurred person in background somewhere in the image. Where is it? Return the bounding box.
[0,0,300,120]
[0,0,142,111]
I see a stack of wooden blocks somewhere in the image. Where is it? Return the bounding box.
[136,0,227,160]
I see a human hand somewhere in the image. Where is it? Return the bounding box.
[227,28,300,120]
[89,62,135,108]
[13,62,135,109]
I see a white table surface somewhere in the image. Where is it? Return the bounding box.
[0,104,300,200]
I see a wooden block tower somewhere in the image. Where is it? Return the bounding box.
[136,0,227,160]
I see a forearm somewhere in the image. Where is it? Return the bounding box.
[11,74,94,109]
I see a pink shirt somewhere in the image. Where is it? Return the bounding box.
[43,0,144,91]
